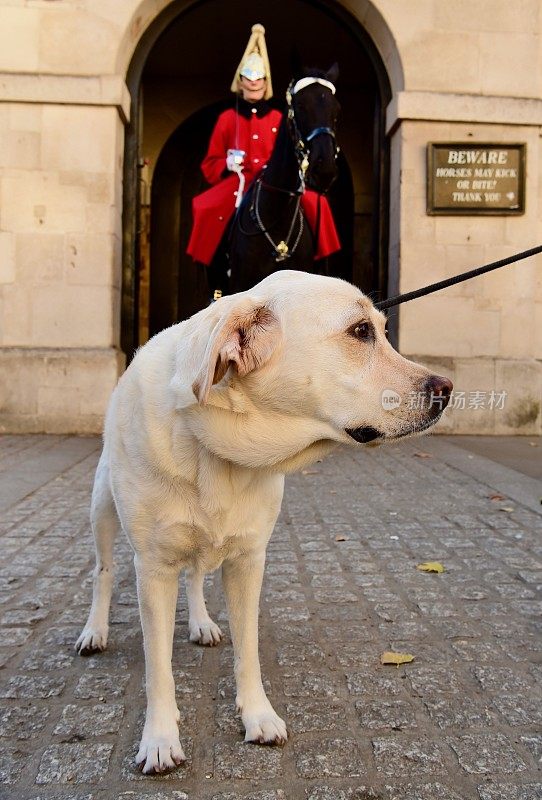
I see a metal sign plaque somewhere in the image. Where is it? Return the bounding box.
[427,143,525,215]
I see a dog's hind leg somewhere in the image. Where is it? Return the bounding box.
[76,449,119,656]
[185,568,222,646]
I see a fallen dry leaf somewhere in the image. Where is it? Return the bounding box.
[413,451,432,458]
[528,442,538,447]
[335,535,347,542]
[301,469,319,475]
[500,506,514,513]
[489,493,505,501]
[417,561,445,573]
[380,651,415,667]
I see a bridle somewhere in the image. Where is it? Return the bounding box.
[238,76,339,263]
[285,76,339,193]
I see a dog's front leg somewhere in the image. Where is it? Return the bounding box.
[185,568,223,646]
[222,551,287,745]
[134,558,185,774]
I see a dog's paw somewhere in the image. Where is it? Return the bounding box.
[188,618,222,646]
[75,626,108,656]
[242,708,288,746]
[135,730,186,774]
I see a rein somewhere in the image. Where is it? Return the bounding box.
[375,245,542,311]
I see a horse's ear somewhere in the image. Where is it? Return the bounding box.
[191,300,281,405]
[290,47,304,80]
[326,62,339,85]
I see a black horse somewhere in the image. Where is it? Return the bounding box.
[227,64,340,293]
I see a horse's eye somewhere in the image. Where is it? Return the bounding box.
[349,321,373,341]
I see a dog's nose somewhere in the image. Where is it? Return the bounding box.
[424,375,453,409]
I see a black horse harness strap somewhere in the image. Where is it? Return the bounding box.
[375,245,542,311]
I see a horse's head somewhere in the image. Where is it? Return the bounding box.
[287,63,340,193]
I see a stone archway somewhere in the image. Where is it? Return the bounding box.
[121,0,402,355]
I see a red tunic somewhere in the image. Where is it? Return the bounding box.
[186,105,340,266]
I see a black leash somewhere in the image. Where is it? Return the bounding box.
[375,245,542,311]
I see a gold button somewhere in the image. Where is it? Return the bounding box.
[253,134,259,140]
[251,108,257,113]
[218,215,223,220]
[253,158,259,163]
[272,127,277,133]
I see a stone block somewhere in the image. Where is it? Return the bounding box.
[15,232,64,283]
[213,742,283,780]
[372,736,447,777]
[31,285,114,347]
[0,6,39,71]
[294,737,366,778]
[41,106,118,173]
[448,733,527,774]
[36,742,114,784]
[0,128,40,169]
[38,7,119,75]
[401,31,480,93]
[8,103,42,132]
[0,172,87,233]
[496,359,541,434]
[0,233,16,284]
[480,32,540,97]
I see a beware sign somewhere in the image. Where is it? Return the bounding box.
[427,143,525,215]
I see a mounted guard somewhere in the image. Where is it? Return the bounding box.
[186,24,340,294]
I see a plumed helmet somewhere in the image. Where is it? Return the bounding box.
[230,23,273,99]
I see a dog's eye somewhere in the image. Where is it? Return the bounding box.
[350,321,373,340]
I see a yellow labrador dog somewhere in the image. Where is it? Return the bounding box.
[76,270,451,773]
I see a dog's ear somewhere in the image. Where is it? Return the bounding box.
[191,300,281,405]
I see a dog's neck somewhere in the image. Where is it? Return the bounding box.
[186,382,339,474]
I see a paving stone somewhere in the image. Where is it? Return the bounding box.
[0,627,33,645]
[477,784,542,800]
[385,784,468,800]
[491,694,542,726]
[215,792,286,800]
[117,792,189,800]
[346,672,406,697]
[448,733,527,774]
[35,742,114,784]
[372,737,447,778]
[423,696,494,729]
[0,745,29,784]
[276,642,326,667]
[520,734,542,764]
[306,787,382,799]
[74,672,130,699]
[294,737,366,778]
[214,742,283,780]
[356,699,418,731]
[282,672,342,698]
[286,698,344,732]
[53,703,125,737]
[0,704,50,739]
[0,674,66,698]
[473,666,531,693]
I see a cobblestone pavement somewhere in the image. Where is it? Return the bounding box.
[0,434,541,800]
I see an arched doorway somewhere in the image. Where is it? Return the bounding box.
[122,0,392,354]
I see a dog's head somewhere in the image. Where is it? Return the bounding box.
[174,271,452,458]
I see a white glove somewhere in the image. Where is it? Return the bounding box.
[226,152,244,171]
